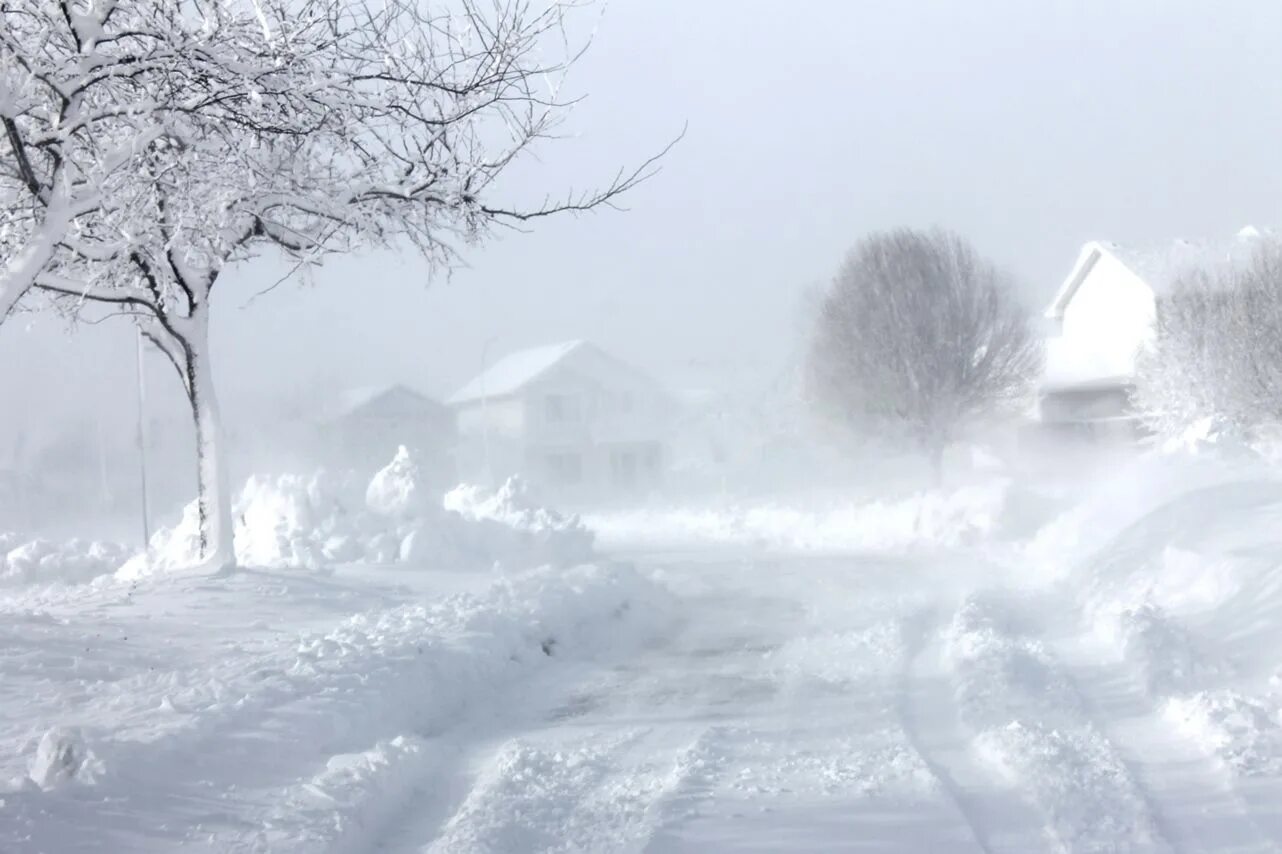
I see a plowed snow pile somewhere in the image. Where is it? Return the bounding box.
[0,561,677,853]
[119,447,593,578]
[0,533,132,588]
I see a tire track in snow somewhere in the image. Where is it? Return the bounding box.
[942,592,1176,854]
[670,589,975,852]
[409,727,721,854]
[897,606,1044,854]
[375,588,758,854]
[398,566,956,853]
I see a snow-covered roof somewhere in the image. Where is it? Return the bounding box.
[448,341,587,405]
[330,384,446,421]
[1045,226,1277,320]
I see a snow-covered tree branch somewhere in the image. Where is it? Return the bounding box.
[1134,241,1282,441]
[11,0,672,571]
[805,228,1040,478]
[0,0,330,322]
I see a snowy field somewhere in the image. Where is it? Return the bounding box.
[7,454,1282,851]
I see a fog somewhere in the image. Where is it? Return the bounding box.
[12,4,1282,847]
[3,0,1282,518]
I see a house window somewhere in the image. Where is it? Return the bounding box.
[610,449,638,488]
[546,452,582,484]
[545,394,580,423]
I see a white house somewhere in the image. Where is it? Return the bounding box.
[1039,227,1270,437]
[448,341,672,497]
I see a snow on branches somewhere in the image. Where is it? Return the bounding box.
[3,0,671,569]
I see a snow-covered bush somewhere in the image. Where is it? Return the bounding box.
[1153,416,1255,458]
[1135,241,1282,444]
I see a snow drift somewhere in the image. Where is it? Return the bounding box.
[0,561,678,853]
[1,533,132,588]
[584,481,1010,554]
[1014,447,1282,785]
[443,476,594,565]
[119,447,593,578]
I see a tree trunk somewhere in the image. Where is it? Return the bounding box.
[182,309,235,573]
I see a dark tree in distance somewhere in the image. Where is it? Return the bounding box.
[806,228,1040,480]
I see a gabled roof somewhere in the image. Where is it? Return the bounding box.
[448,340,670,406]
[447,341,587,405]
[1045,226,1275,320]
[330,384,446,421]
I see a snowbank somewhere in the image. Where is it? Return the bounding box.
[1090,602,1226,697]
[585,481,1010,554]
[1018,448,1282,785]
[1,534,133,587]
[0,561,678,852]
[444,476,594,566]
[366,445,429,518]
[1022,450,1282,689]
[1022,449,1282,586]
[119,448,594,578]
[235,563,675,854]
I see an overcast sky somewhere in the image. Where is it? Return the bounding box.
[3,0,1282,453]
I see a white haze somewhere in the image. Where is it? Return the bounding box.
[3,0,1282,515]
[12,4,1282,851]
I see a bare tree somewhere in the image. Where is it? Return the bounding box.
[1134,241,1282,440]
[805,228,1039,478]
[13,0,672,571]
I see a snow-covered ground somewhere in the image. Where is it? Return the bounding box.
[8,452,1282,851]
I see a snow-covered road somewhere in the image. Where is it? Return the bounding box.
[10,470,1282,852]
[377,553,960,854]
[367,545,1282,853]
[341,549,1278,852]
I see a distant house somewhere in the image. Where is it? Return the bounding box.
[1039,227,1270,439]
[320,384,456,482]
[447,341,671,496]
